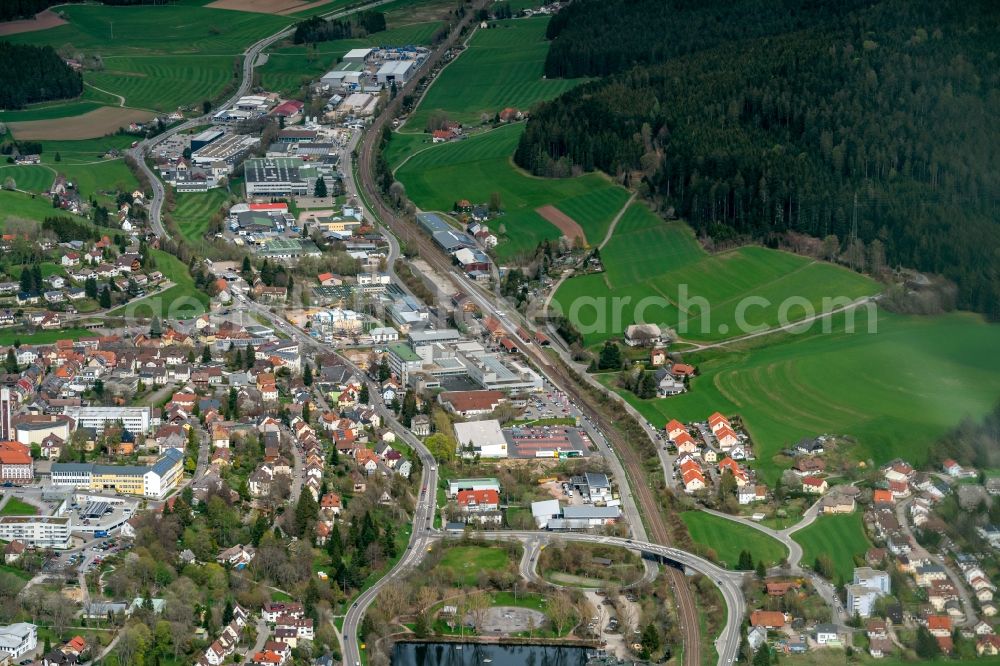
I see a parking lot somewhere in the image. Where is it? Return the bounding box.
[521,388,579,423]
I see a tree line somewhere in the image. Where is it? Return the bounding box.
[517,0,1000,318]
[292,10,386,44]
[0,42,82,109]
[0,0,176,22]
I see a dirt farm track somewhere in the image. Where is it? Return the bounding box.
[0,9,67,35]
[6,107,156,141]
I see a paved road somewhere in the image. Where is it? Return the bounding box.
[480,531,746,666]
[228,295,440,666]
[895,497,975,626]
[698,502,848,626]
[352,16,709,656]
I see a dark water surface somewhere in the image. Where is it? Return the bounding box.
[392,642,592,666]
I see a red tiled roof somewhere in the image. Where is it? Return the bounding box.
[750,611,786,627]
[0,441,31,465]
[457,489,499,506]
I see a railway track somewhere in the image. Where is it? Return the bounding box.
[354,28,704,664]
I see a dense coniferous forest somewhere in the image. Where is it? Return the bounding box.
[543,0,871,78]
[517,0,1000,318]
[0,42,83,109]
[292,10,386,44]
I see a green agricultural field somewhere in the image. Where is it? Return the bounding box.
[607,309,1000,483]
[89,55,238,111]
[36,136,137,165]
[436,545,509,585]
[405,17,584,129]
[553,186,632,247]
[0,165,57,194]
[5,4,292,113]
[258,21,443,95]
[172,189,232,246]
[0,159,135,204]
[553,203,879,346]
[288,0,355,17]
[0,101,105,123]
[111,248,209,319]
[0,498,38,516]
[385,131,428,170]
[681,511,787,569]
[792,512,870,583]
[61,160,138,202]
[5,5,292,56]
[395,124,627,260]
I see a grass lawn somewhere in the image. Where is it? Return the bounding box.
[436,545,509,586]
[110,248,209,319]
[0,498,38,516]
[395,124,626,260]
[792,512,870,583]
[681,511,787,569]
[0,190,90,225]
[0,564,32,583]
[173,189,231,246]
[10,261,72,280]
[0,328,94,346]
[405,17,585,129]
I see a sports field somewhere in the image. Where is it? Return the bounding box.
[173,189,232,245]
[259,21,443,95]
[608,309,1000,483]
[405,17,584,128]
[792,512,870,582]
[681,511,787,569]
[395,124,628,259]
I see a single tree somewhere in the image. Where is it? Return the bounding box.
[4,349,18,374]
[314,176,327,198]
[99,286,112,309]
